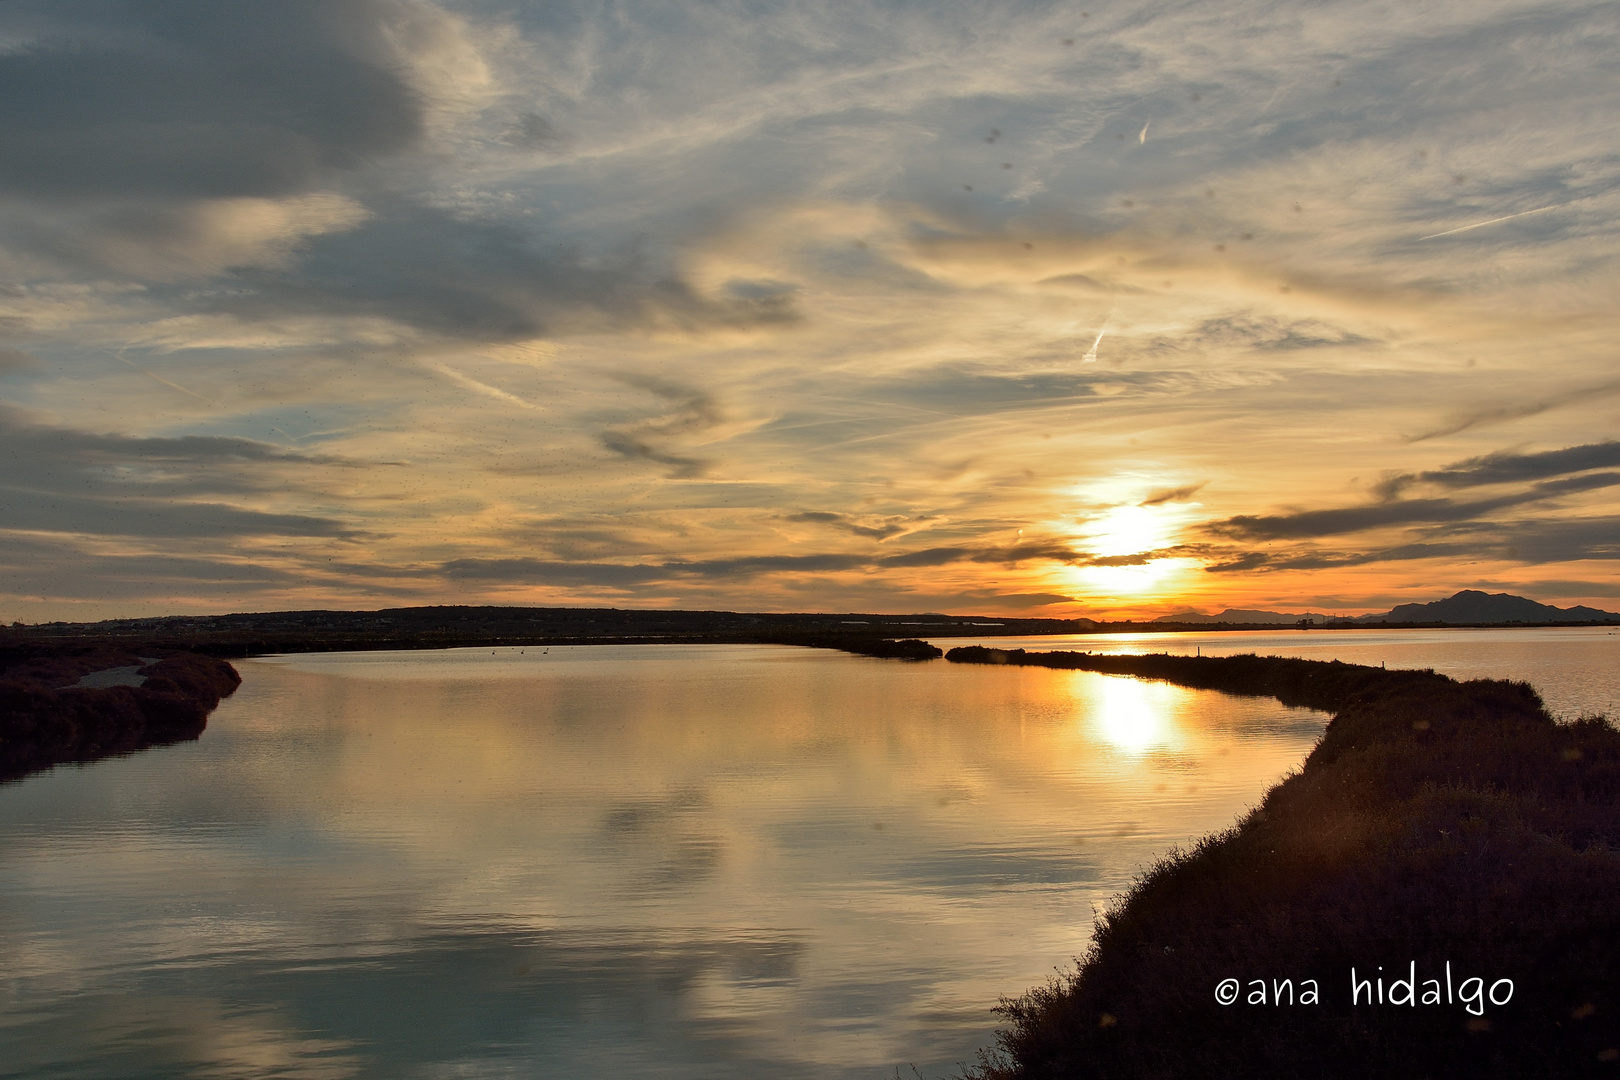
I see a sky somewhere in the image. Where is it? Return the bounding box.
[1,0,1617,622]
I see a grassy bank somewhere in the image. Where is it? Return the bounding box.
[946,647,1620,1078]
[0,647,241,783]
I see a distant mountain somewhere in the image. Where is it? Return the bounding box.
[1357,590,1620,624]
[1156,609,1335,625]
[1158,591,1620,627]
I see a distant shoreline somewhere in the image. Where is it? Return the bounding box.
[2,603,1614,662]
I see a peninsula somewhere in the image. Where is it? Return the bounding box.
[947,647,1619,1077]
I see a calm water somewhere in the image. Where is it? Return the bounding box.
[0,630,1613,1078]
[924,626,1620,720]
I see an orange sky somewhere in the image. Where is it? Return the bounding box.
[1,1,1617,621]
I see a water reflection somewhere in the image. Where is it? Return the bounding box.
[0,645,1327,1079]
[929,626,1620,720]
[1091,676,1181,755]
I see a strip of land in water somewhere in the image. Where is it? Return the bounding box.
[945,646,1620,1078]
[0,646,241,783]
[3,603,1613,659]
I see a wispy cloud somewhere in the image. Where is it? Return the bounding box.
[1,0,1618,617]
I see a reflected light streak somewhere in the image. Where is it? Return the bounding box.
[1090,676,1183,755]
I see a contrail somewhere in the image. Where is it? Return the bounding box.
[1419,204,1563,240]
[1138,120,1150,144]
[1082,323,1108,364]
[432,363,542,410]
[111,353,212,403]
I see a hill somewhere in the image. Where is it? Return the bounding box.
[1360,590,1619,624]
[1156,608,1335,625]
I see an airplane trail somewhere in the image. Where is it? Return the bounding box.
[1419,203,1563,240]
[112,354,212,404]
[1082,325,1108,363]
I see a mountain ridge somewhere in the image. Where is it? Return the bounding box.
[1159,590,1619,625]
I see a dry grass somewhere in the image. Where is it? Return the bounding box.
[0,646,241,782]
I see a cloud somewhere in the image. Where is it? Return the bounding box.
[1403,382,1620,443]
[0,405,355,539]
[3,0,1620,617]
[442,553,869,587]
[210,202,799,342]
[441,537,1124,589]
[0,487,350,541]
[1202,542,1475,574]
[598,374,730,478]
[1208,495,1526,541]
[1378,441,1620,498]
[1201,512,1620,575]
[783,511,932,541]
[0,1,428,203]
[1208,472,1620,542]
[976,592,1079,609]
[1140,482,1206,506]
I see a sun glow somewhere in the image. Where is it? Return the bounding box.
[1090,675,1183,755]
[1067,503,1192,600]
[1087,506,1171,558]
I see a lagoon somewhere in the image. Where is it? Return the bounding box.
[1,628,1615,1078]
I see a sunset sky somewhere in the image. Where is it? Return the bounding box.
[2,0,1617,621]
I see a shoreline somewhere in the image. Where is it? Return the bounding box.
[3,604,1615,663]
[0,647,241,784]
[945,647,1620,1078]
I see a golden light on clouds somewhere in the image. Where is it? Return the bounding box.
[0,1,1616,620]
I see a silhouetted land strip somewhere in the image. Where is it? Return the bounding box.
[7,604,1611,662]
[946,646,1620,1078]
[0,646,241,783]
[0,605,1078,655]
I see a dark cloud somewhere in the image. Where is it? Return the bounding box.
[1202,542,1475,574]
[218,203,798,341]
[1140,482,1206,506]
[1378,441,1620,498]
[1208,470,1620,542]
[1186,315,1372,353]
[1403,382,1620,442]
[442,538,1112,588]
[441,554,869,587]
[784,511,924,540]
[1208,494,1528,541]
[0,0,424,202]
[504,112,570,151]
[599,374,726,478]
[1200,513,1620,575]
[0,486,350,541]
[0,534,320,601]
[1213,435,1620,544]
[974,592,1079,609]
[1494,516,1620,564]
[1524,579,1620,599]
[0,406,354,539]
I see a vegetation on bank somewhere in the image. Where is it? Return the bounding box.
[946,646,1620,1079]
[0,646,241,783]
[806,636,943,660]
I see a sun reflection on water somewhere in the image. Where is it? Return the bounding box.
[1089,675,1184,755]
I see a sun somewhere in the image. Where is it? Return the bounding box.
[1087,505,1170,558]
[1067,504,1194,600]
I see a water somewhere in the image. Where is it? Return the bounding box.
[922,626,1620,720]
[1,630,1613,1078]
